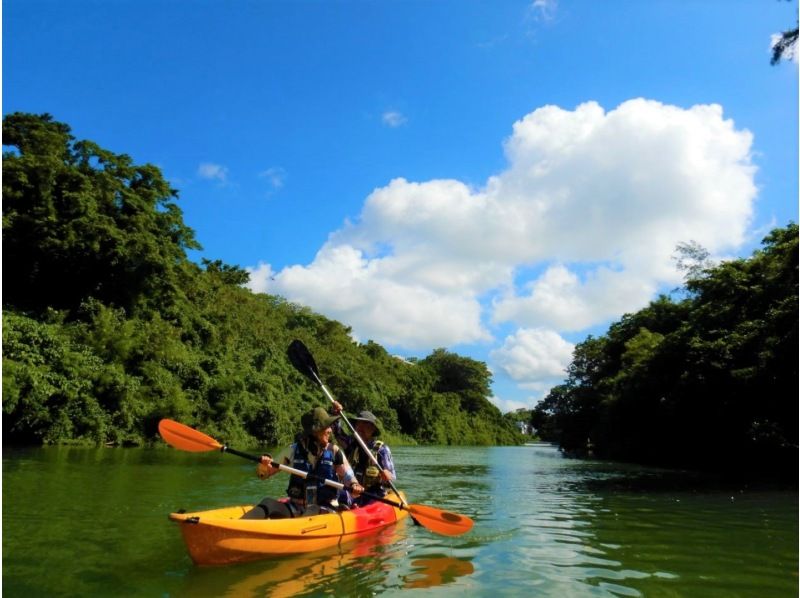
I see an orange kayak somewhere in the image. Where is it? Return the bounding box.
[169,492,409,566]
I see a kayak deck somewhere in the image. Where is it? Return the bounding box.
[169,492,409,566]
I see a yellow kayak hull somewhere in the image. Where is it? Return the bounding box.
[169,492,409,566]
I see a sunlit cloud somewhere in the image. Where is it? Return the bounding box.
[490,328,574,393]
[248,98,757,405]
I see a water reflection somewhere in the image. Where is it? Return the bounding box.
[175,521,475,597]
[402,554,475,589]
[473,445,798,597]
[3,445,796,597]
[474,445,626,595]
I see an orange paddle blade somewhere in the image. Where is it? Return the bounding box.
[406,504,474,536]
[158,419,223,452]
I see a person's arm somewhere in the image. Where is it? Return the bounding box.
[378,445,396,482]
[330,402,352,449]
[335,447,364,496]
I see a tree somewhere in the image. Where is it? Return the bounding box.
[536,224,798,478]
[770,1,797,65]
[421,349,492,413]
[673,240,712,283]
[771,26,798,65]
[1,113,528,448]
[3,112,200,316]
[201,259,251,286]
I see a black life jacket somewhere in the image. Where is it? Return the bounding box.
[348,440,385,493]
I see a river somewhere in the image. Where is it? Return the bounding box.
[2,444,797,597]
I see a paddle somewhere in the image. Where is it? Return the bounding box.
[158,418,473,537]
[287,339,406,503]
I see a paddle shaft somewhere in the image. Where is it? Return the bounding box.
[222,445,261,463]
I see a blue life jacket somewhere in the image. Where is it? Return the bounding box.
[286,440,338,506]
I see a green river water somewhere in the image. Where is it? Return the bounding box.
[2,444,797,597]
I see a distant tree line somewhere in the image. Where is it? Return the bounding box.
[502,408,536,436]
[2,113,522,448]
[531,224,798,479]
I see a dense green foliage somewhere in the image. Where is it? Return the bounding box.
[2,113,522,447]
[531,225,798,478]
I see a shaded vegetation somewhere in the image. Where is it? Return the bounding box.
[2,113,522,448]
[531,225,798,480]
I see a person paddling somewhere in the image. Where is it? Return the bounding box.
[243,407,364,519]
[332,402,397,506]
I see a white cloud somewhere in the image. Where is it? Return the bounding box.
[197,162,229,182]
[246,262,275,294]
[382,111,408,128]
[489,395,530,413]
[492,264,659,331]
[247,98,757,404]
[531,0,558,22]
[248,244,491,350]
[490,328,574,392]
[259,166,286,191]
[487,99,754,329]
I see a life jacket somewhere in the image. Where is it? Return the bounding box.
[348,440,385,492]
[286,439,338,506]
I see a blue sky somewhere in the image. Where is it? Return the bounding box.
[4,0,798,411]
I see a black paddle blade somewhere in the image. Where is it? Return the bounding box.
[288,339,319,381]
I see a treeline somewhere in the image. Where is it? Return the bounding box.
[531,224,798,479]
[2,112,522,448]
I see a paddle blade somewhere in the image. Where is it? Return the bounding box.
[158,419,223,453]
[287,339,320,382]
[406,504,474,537]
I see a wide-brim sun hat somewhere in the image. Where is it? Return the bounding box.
[351,410,382,436]
[302,407,340,434]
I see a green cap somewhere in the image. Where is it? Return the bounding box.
[302,407,340,434]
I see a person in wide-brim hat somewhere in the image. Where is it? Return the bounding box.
[331,404,396,505]
[302,407,341,435]
[350,410,382,437]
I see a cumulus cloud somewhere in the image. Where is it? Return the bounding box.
[249,243,491,350]
[246,262,275,294]
[247,98,757,402]
[382,111,408,128]
[198,162,229,182]
[492,264,659,331]
[490,328,575,394]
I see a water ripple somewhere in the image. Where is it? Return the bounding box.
[3,445,797,597]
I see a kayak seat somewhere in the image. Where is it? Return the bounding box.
[240,497,324,519]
